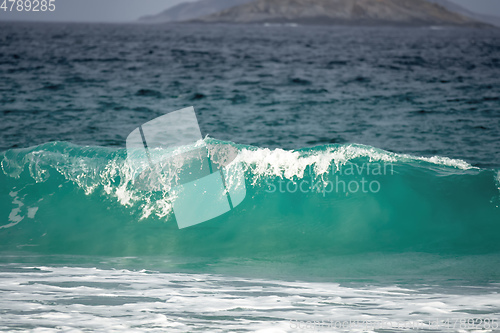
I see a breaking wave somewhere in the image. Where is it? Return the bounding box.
[1,139,499,256]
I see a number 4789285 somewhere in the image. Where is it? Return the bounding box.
[1,0,56,12]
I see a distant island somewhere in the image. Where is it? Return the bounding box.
[140,0,495,27]
[139,0,254,23]
[426,0,500,27]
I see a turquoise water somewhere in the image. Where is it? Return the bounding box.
[1,21,500,331]
[1,140,499,257]
[2,141,499,331]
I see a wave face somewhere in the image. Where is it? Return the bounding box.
[1,140,499,257]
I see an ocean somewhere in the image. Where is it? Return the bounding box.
[0,22,499,332]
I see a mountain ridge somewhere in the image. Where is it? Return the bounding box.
[139,0,494,27]
[426,0,500,27]
[195,0,487,26]
[139,0,254,23]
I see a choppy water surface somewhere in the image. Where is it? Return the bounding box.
[0,22,499,332]
[0,22,499,167]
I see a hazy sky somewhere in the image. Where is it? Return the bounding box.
[0,0,187,22]
[0,0,498,23]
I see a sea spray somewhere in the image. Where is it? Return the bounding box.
[1,139,499,256]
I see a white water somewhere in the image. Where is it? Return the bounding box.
[0,264,499,332]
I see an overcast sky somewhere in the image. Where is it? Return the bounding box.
[0,0,498,23]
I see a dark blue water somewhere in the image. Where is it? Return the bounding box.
[1,22,500,332]
[1,22,499,168]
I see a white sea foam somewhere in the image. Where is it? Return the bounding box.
[235,143,475,185]
[27,207,38,219]
[405,155,475,170]
[1,191,25,229]
[0,141,480,222]
[0,265,498,332]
